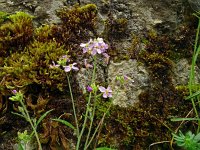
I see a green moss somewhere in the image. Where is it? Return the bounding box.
[103,17,128,40]
[56,4,97,34]
[0,11,8,24]
[34,24,54,42]
[0,11,34,56]
[2,40,68,91]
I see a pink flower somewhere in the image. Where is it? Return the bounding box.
[64,63,79,72]
[80,38,109,56]
[84,59,93,69]
[80,39,93,54]
[102,53,110,64]
[12,90,17,95]
[99,86,112,98]
[50,61,60,68]
[86,86,93,92]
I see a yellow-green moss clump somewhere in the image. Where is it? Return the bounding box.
[2,40,68,90]
[0,12,34,56]
[56,4,97,44]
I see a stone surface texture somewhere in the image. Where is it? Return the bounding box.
[0,0,192,107]
[108,60,149,107]
[172,58,200,86]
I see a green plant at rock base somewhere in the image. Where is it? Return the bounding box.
[17,130,32,150]
[9,90,53,150]
[170,12,200,149]
[172,130,200,150]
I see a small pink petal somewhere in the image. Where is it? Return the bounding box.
[107,86,112,92]
[99,86,106,92]
[80,43,86,47]
[12,90,17,94]
[72,66,79,71]
[103,93,108,98]
[87,86,93,92]
[107,93,112,98]
[91,49,97,56]
[64,66,71,72]
[96,48,102,54]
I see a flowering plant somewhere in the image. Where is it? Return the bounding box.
[9,90,53,150]
[52,38,115,150]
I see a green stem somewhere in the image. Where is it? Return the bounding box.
[76,56,97,150]
[86,103,111,150]
[84,91,97,149]
[189,18,200,133]
[86,88,120,149]
[67,75,79,137]
[19,100,42,150]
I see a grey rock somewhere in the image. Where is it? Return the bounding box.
[108,59,150,107]
[188,0,200,11]
[172,58,200,86]
[76,63,105,94]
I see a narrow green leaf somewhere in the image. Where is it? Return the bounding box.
[11,112,26,120]
[17,143,25,150]
[36,109,54,127]
[51,118,75,130]
[185,90,200,100]
[171,118,200,121]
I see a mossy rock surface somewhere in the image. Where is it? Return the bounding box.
[0,2,198,150]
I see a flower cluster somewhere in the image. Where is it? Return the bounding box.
[50,55,79,73]
[80,38,109,56]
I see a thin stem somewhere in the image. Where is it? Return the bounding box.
[189,18,200,133]
[19,100,42,150]
[86,102,112,150]
[86,112,106,149]
[84,91,97,149]
[87,88,120,150]
[67,75,79,137]
[76,56,97,150]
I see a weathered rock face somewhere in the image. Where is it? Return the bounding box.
[0,0,198,149]
[172,58,200,86]
[0,0,186,30]
[108,60,149,107]
[0,0,192,106]
[188,0,200,12]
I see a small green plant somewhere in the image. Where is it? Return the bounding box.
[9,90,53,150]
[172,130,200,150]
[171,12,200,149]
[17,130,32,150]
